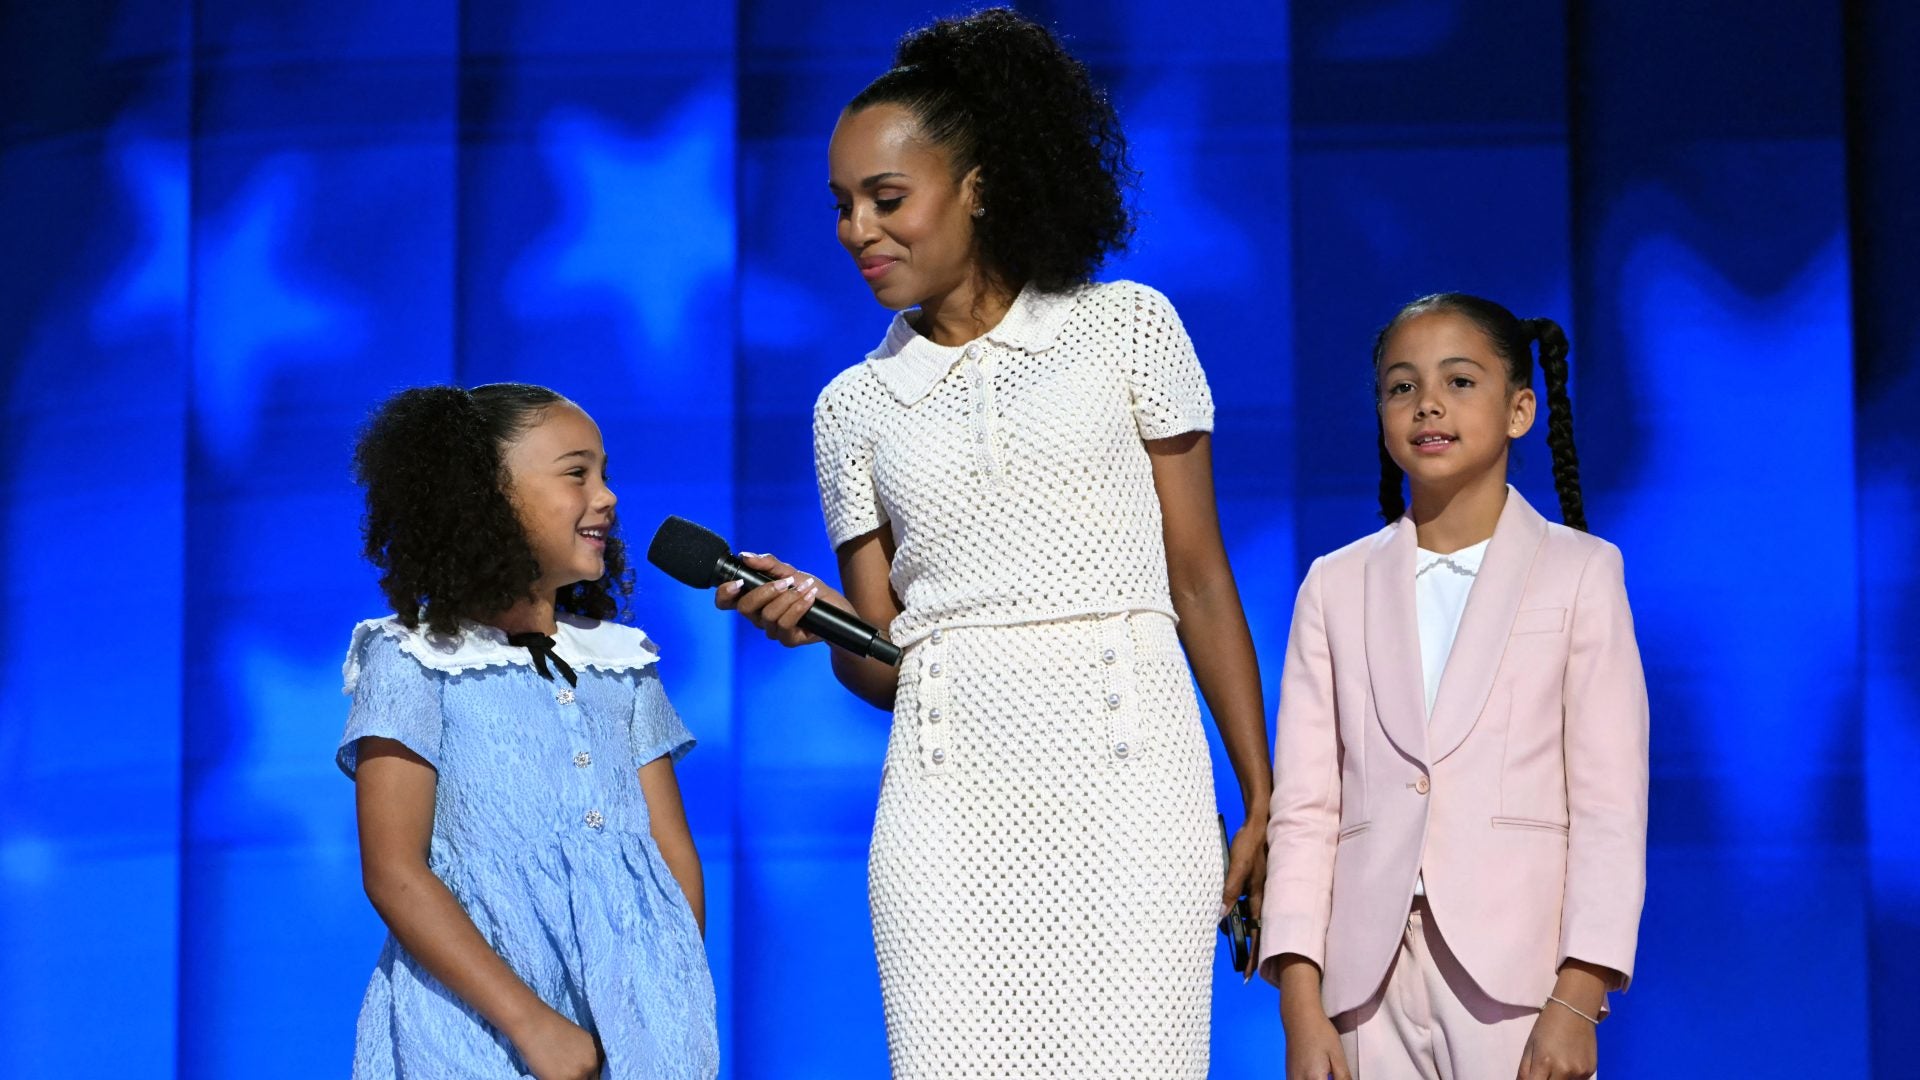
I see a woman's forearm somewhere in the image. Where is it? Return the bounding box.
[832,646,900,711]
[1173,570,1272,810]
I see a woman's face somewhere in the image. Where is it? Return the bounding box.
[828,103,982,311]
[1376,311,1535,496]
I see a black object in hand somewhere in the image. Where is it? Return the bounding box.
[1218,813,1257,975]
[646,515,903,667]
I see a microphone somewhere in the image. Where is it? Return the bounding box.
[646,515,903,667]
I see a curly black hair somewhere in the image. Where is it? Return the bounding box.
[352,383,631,637]
[848,6,1137,294]
[1372,294,1587,531]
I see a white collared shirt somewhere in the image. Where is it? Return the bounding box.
[1415,539,1489,715]
[1413,537,1488,898]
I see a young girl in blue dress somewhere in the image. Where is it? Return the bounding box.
[340,383,717,1080]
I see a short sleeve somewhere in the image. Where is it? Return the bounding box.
[337,630,444,778]
[1125,284,1215,440]
[629,667,695,767]
[813,379,887,548]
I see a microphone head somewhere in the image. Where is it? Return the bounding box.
[647,515,732,589]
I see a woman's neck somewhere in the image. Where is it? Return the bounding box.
[486,591,560,637]
[913,271,1017,347]
[1408,467,1510,554]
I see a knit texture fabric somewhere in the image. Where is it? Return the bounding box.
[817,281,1222,1077]
[814,280,1215,649]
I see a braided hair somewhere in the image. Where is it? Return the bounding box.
[847,6,1136,294]
[1371,293,1587,531]
[352,383,632,636]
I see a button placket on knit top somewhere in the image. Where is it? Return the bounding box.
[812,280,1217,651]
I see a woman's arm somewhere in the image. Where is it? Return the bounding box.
[638,756,705,933]
[1147,431,1273,951]
[714,525,904,711]
[355,739,599,1080]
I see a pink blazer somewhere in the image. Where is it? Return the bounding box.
[1258,490,1648,1016]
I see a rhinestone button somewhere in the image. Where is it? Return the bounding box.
[930,629,944,644]
[929,662,943,678]
[965,344,980,360]
[1105,693,1121,709]
[1101,648,1118,665]
[583,809,605,829]
[931,749,947,765]
[556,688,575,705]
[1114,742,1130,758]
[572,751,591,768]
[928,707,943,723]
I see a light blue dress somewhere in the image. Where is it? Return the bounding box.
[337,614,718,1079]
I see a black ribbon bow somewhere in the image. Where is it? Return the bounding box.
[506,631,578,687]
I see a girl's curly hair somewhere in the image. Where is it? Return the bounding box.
[352,383,631,637]
[849,6,1137,294]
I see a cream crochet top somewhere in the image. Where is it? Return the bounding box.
[812,280,1215,648]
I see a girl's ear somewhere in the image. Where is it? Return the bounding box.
[1507,386,1538,439]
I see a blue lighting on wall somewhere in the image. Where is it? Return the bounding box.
[0,2,1912,1076]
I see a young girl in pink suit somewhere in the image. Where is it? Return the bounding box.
[1260,294,1648,1080]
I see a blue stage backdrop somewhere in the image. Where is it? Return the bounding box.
[0,2,1911,1076]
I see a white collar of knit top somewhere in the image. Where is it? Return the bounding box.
[342,612,660,693]
[865,282,1082,405]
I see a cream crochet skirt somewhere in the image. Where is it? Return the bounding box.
[870,612,1220,1078]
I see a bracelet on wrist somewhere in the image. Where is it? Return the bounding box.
[1545,994,1601,1025]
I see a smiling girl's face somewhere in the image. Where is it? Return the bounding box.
[828,103,984,313]
[1376,311,1536,498]
[501,402,618,596]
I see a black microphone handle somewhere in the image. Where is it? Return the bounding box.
[715,556,903,667]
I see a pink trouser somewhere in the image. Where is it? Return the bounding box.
[1332,900,1549,1079]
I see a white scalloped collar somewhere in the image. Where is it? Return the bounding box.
[864,282,1084,406]
[342,612,660,693]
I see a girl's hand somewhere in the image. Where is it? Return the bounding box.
[514,1007,603,1080]
[1280,1007,1351,1080]
[1222,811,1269,980]
[713,552,850,648]
[1517,1004,1597,1079]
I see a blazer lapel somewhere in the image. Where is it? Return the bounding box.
[1364,518,1428,767]
[1427,488,1549,764]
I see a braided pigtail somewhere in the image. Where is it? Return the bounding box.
[1526,317,1586,532]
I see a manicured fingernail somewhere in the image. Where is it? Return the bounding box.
[738,550,763,560]
[804,586,820,601]
[797,577,815,592]
[774,576,795,591]
[722,580,743,594]
[1218,902,1231,923]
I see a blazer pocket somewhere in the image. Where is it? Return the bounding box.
[1337,821,1372,842]
[1512,607,1567,635]
[1490,815,1569,835]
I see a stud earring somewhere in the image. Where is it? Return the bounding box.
[971,206,986,218]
